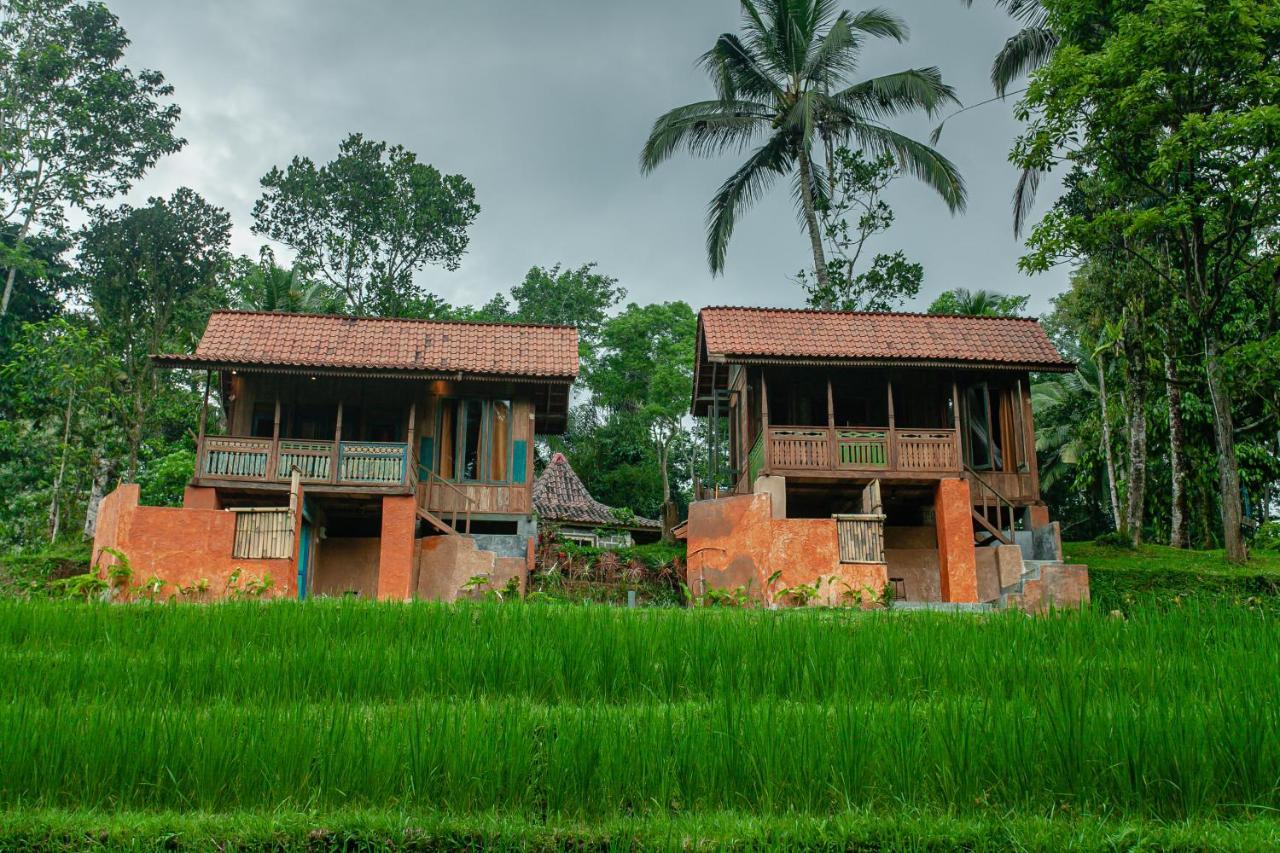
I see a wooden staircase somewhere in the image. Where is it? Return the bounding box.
[415,471,477,537]
[965,464,1016,546]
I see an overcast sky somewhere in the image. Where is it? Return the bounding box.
[107,0,1070,316]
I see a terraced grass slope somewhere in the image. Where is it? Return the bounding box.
[1,600,1278,849]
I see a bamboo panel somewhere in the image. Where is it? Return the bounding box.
[834,514,885,564]
[276,440,333,480]
[202,437,271,480]
[768,429,830,469]
[230,509,292,559]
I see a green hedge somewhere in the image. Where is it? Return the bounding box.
[0,541,92,598]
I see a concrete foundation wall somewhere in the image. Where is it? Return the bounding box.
[313,537,380,598]
[687,493,887,607]
[92,484,294,601]
[415,535,528,602]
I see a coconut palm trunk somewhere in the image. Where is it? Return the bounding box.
[796,147,830,289]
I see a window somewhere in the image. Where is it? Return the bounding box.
[964,384,1004,471]
[436,398,514,483]
[251,402,277,438]
[231,509,292,558]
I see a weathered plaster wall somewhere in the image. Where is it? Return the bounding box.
[415,535,527,601]
[182,486,221,510]
[1015,563,1090,612]
[935,479,979,603]
[376,495,418,600]
[92,484,294,601]
[686,493,887,607]
[313,537,380,598]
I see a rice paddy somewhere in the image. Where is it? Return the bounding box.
[2,599,1278,848]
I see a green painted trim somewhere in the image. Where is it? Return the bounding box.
[747,433,765,483]
[512,440,527,484]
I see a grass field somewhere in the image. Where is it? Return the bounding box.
[2,599,1279,849]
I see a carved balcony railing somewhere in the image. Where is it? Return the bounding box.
[765,426,961,475]
[197,436,410,489]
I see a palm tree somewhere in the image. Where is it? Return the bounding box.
[232,262,344,314]
[960,0,1057,233]
[927,287,1029,317]
[641,0,966,289]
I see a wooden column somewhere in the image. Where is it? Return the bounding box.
[952,379,963,469]
[268,396,281,481]
[826,376,836,470]
[333,400,344,485]
[196,370,211,475]
[886,374,896,470]
[760,369,770,475]
[404,400,416,487]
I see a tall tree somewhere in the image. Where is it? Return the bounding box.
[641,0,965,287]
[590,302,697,540]
[229,249,344,314]
[0,0,183,316]
[1016,0,1280,561]
[79,188,231,481]
[251,133,479,316]
[797,148,923,311]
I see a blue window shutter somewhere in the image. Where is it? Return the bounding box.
[512,440,527,484]
[419,437,434,479]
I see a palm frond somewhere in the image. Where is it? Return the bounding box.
[706,135,795,274]
[802,11,860,81]
[640,100,771,173]
[843,121,968,212]
[699,33,782,102]
[992,25,1058,95]
[1012,164,1043,237]
[832,67,959,121]
[845,7,908,42]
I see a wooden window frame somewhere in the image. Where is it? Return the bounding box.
[435,397,515,485]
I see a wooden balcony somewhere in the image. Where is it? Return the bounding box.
[765,425,961,478]
[196,435,412,490]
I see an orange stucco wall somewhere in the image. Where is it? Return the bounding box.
[92,484,294,601]
[935,478,979,603]
[376,494,418,601]
[686,492,887,607]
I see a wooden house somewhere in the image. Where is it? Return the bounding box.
[685,307,1088,608]
[91,311,577,601]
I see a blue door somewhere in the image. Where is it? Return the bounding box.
[297,520,312,600]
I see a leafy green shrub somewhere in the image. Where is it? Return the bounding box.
[138,448,195,507]
[1252,521,1280,553]
[1092,531,1136,550]
[0,540,92,598]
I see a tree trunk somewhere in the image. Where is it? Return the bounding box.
[0,213,35,317]
[1095,353,1122,531]
[796,146,830,290]
[1203,332,1247,562]
[1165,354,1189,548]
[48,388,75,542]
[83,455,112,540]
[658,439,676,544]
[1122,346,1148,545]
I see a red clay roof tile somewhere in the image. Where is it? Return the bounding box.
[699,306,1070,369]
[156,311,579,379]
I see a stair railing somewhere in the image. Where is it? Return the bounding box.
[418,470,477,535]
[963,463,1017,545]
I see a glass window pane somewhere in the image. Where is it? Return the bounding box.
[489,400,511,481]
[988,388,1004,470]
[437,400,457,480]
[461,400,483,480]
[965,386,992,470]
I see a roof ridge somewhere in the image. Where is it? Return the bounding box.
[698,305,1044,323]
[208,309,578,331]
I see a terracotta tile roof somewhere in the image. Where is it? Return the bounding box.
[699,307,1070,369]
[533,453,660,530]
[155,311,579,379]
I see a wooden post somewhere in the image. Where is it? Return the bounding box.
[268,396,281,481]
[405,401,416,487]
[952,379,963,469]
[886,375,896,470]
[333,400,344,485]
[708,363,718,497]
[827,376,836,471]
[760,369,770,475]
[196,370,210,476]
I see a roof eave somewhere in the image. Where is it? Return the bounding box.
[151,355,578,383]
